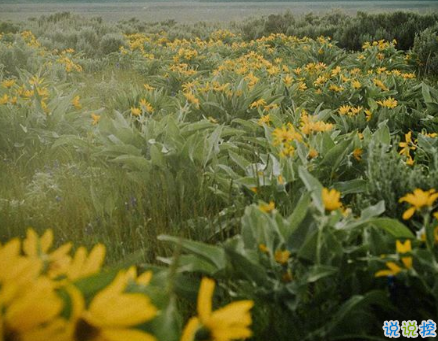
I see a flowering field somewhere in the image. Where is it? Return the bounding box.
[1,12,438,341]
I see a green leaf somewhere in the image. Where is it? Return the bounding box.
[225,248,269,286]
[158,255,218,275]
[202,124,223,167]
[333,179,367,195]
[298,166,323,213]
[111,155,151,172]
[320,138,352,171]
[158,235,226,272]
[306,265,338,283]
[306,291,392,340]
[370,218,414,238]
[228,150,251,172]
[373,122,390,145]
[74,271,118,299]
[150,296,181,341]
[283,192,311,239]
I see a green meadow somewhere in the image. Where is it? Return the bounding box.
[1,6,438,341]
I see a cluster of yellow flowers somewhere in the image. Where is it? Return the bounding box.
[300,111,334,135]
[0,229,158,341]
[399,188,438,220]
[20,30,41,48]
[399,131,417,165]
[362,39,397,51]
[0,75,52,113]
[56,55,83,73]
[377,97,398,109]
[0,229,253,341]
[375,240,413,277]
[131,99,154,117]
[374,189,438,278]
[272,123,303,157]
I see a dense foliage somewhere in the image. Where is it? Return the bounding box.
[1,11,438,341]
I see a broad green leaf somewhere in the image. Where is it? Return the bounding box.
[320,138,352,171]
[298,166,323,213]
[333,179,367,195]
[225,248,270,286]
[306,265,338,283]
[158,235,226,271]
[284,192,311,239]
[370,218,414,238]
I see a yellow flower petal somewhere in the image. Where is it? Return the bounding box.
[100,328,157,341]
[396,240,411,254]
[402,207,416,220]
[197,278,215,323]
[180,317,200,341]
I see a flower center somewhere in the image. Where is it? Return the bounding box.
[194,326,212,341]
[74,318,100,341]
[4,329,20,341]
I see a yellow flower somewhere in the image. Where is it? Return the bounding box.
[338,105,351,116]
[22,89,34,99]
[280,144,296,158]
[263,103,279,111]
[184,92,200,108]
[140,99,154,113]
[399,131,416,159]
[36,87,49,98]
[143,84,155,91]
[329,84,344,92]
[91,113,101,125]
[274,250,290,265]
[0,94,9,105]
[396,240,412,269]
[22,228,72,279]
[0,239,42,289]
[375,240,412,277]
[322,188,342,212]
[9,96,17,105]
[377,97,397,109]
[131,107,142,116]
[67,269,157,341]
[272,124,302,146]
[351,80,361,89]
[259,201,275,213]
[331,66,341,77]
[72,96,81,110]
[64,244,106,281]
[180,277,253,341]
[373,78,389,91]
[353,148,363,161]
[258,244,269,253]
[300,112,333,135]
[399,189,438,220]
[375,262,402,277]
[308,148,318,159]
[313,76,327,87]
[1,278,65,341]
[249,99,266,109]
[283,75,293,87]
[2,79,16,88]
[365,110,372,121]
[297,81,307,91]
[29,75,44,87]
[258,114,271,126]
